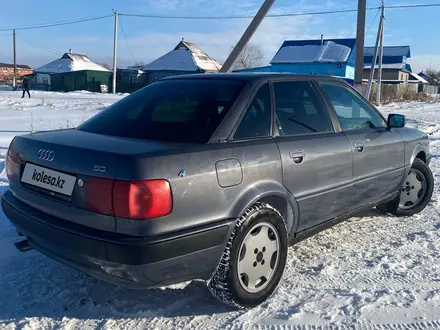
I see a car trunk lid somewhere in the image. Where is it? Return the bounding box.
[7,129,184,232]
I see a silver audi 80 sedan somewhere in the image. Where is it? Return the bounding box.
[2,73,433,309]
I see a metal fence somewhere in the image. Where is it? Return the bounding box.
[419,84,439,94]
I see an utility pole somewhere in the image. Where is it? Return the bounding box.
[354,0,366,92]
[219,0,275,73]
[13,29,17,90]
[376,2,385,106]
[365,6,384,100]
[112,10,118,94]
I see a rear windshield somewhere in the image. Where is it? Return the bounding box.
[77,79,246,143]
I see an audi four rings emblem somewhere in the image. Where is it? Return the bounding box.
[37,149,55,161]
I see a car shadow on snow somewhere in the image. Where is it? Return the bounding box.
[353,208,388,218]
[0,252,234,324]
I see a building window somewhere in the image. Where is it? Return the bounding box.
[129,74,139,84]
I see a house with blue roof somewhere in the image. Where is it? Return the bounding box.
[363,46,414,82]
[234,38,357,81]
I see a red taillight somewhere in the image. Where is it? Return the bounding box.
[113,179,172,220]
[84,177,172,220]
[5,152,20,182]
[84,177,114,215]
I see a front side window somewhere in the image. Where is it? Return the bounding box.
[273,81,334,136]
[234,83,271,139]
[319,81,387,131]
[78,79,245,143]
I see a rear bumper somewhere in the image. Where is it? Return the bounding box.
[1,190,234,289]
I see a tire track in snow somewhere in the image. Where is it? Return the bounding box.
[254,320,440,329]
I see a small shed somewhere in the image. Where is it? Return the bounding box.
[35,52,110,92]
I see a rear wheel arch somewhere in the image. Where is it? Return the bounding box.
[230,184,299,236]
[258,195,294,233]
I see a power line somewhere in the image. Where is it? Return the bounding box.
[0,53,13,62]
[119,16,137,64]
[0,14,112,31]
[16,35,62,56]
[0,3,435,31]
[366,8,380,35]
[119,3,440,20]
[119,8,379,20]
[386,3,440,9]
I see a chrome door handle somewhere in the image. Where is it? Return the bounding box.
[290,151,305,164]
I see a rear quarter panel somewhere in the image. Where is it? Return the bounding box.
[114,139,289,237]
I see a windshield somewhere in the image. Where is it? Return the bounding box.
[77,79,246,143]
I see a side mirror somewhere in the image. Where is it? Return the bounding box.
[387,114,406,128]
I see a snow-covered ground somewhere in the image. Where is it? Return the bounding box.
[1,90,440,329]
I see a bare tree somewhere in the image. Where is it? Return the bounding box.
[230,43,264,71]
[424,68,440,86]
[100,63,111,70]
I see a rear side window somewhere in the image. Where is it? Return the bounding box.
[273,81,334,136]
[234,83,271,140]
[78,79,245,143]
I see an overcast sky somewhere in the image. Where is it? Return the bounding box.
[0,0,439,73]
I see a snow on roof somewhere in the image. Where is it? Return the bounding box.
[142,40,222,72]
[35,53,110,74]
[180,41,222,72]
[409,72,429,84]
[364,63,413,73]
[364,63,406,70]
[271,39,356,64]
[126,65,144,71]
[271,41,351,64]
[364,46,411,58]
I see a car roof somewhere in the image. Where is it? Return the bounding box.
[163,72,347,83]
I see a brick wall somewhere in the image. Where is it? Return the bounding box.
[0,66,34,80]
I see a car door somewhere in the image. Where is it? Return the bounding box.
[317,80,405,209]
[272,79,354,232]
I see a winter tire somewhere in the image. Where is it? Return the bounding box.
[207,202,288,309]
[377,159,434,216]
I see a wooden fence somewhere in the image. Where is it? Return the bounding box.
[362,82,438,103]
